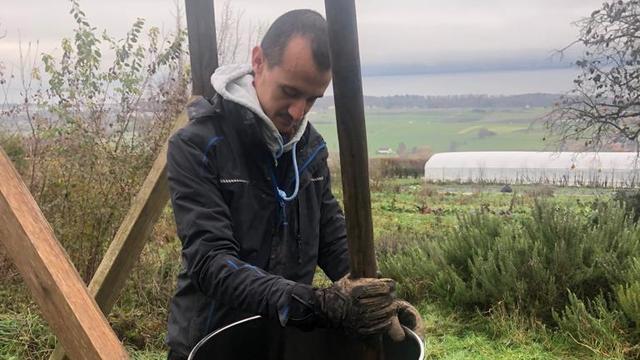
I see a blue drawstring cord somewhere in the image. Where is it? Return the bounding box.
[288,142,326,189]
[270,140,324,226]
[276,142,300,201]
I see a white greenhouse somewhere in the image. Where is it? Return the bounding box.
[424,152,640,187]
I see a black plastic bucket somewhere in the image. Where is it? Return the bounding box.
[189,315,424,360]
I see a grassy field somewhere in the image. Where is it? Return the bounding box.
[2,178,632,359]
[308,107,550,155]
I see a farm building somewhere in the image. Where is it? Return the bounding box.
[424,151,640,187]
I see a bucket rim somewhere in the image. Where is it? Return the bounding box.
[188,315,425,360]
[188,315,262,360]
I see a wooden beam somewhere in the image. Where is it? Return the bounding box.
[324,0,377,281]
[0,148,129,360]
[49,108,191,360]
[185,0,218,98]
[324,1,381,358]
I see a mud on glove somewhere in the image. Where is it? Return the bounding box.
[286,277,397,336]
[309,276,397,337]
[386,300,424,342]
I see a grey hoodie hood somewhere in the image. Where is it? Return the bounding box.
[211,64,309,160]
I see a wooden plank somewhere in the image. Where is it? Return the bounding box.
[49,108,191,360]
[185,0,218,98]
[324,1,381,359]
[0,148,129,360]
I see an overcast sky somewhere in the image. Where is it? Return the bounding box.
[1,0,604,73]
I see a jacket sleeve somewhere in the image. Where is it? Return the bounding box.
[167,129,297,326]
[316,159,351,281]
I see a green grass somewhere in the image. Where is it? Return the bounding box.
[308,107,550,155]
[416,302,603,360]
[0,179,631,359]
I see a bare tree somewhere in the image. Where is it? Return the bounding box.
[0,23,10,109]
[545,0,640,152]
[215,0,266,65]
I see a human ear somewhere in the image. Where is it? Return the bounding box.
[251,46,265,75]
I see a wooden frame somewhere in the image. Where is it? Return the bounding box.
[0,148,129,360]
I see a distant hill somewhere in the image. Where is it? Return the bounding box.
[314,93,560,111]
[361,60,576,77]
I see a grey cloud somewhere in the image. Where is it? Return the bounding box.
[1,0,606,68]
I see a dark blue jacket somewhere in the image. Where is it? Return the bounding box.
[165,96,350,357]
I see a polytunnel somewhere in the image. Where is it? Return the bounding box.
[424,151,640,187]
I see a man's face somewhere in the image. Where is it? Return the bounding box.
[252,35,332,139]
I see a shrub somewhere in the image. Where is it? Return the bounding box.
[616,282,640,332]
[615,259,640,335]
[614,189,640,223]
[552,291,628,357]
[524,184,555,198]
[2,1,188,282]
[369,157,427,179]
[377,233,438,301]
[0,133,27,174]
[380,198,640,351]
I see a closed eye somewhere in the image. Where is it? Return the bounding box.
[282,86,301,98]
[282,85,323,105]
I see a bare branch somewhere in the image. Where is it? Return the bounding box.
[545,0,640,152]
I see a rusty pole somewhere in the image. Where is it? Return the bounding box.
[324,1,382,359]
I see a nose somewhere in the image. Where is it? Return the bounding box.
[288,99,307,122]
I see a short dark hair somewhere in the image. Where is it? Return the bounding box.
[261,9,331,72]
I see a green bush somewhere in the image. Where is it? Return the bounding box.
[377,233,439,301]
[2,0,188,282]
[438,201,637,318]
[380,199,640,355]
[617,282,640,332]
[614,190,640,223]
[0,133,27,174]
[616,259,640,335]
[552,291,628,357]
[369,157,428,179]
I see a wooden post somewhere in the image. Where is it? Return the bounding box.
[185,0,218,98]
[0,148,129,360]
[324,0,377,282]
[324,0,381,358]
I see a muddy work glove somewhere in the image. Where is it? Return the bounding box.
[286,276,397,336]
[386,300,424,342]
[313,276,397,337]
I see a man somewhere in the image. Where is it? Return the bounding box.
[166,9,421,359]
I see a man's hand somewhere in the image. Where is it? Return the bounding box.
[314,276,396,337]
[387,300,424,342]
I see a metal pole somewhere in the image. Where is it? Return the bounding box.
[324,1,382,359]
[185,0,219,98]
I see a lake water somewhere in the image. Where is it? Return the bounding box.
[328,67,580,97]
[1,67,580,103]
